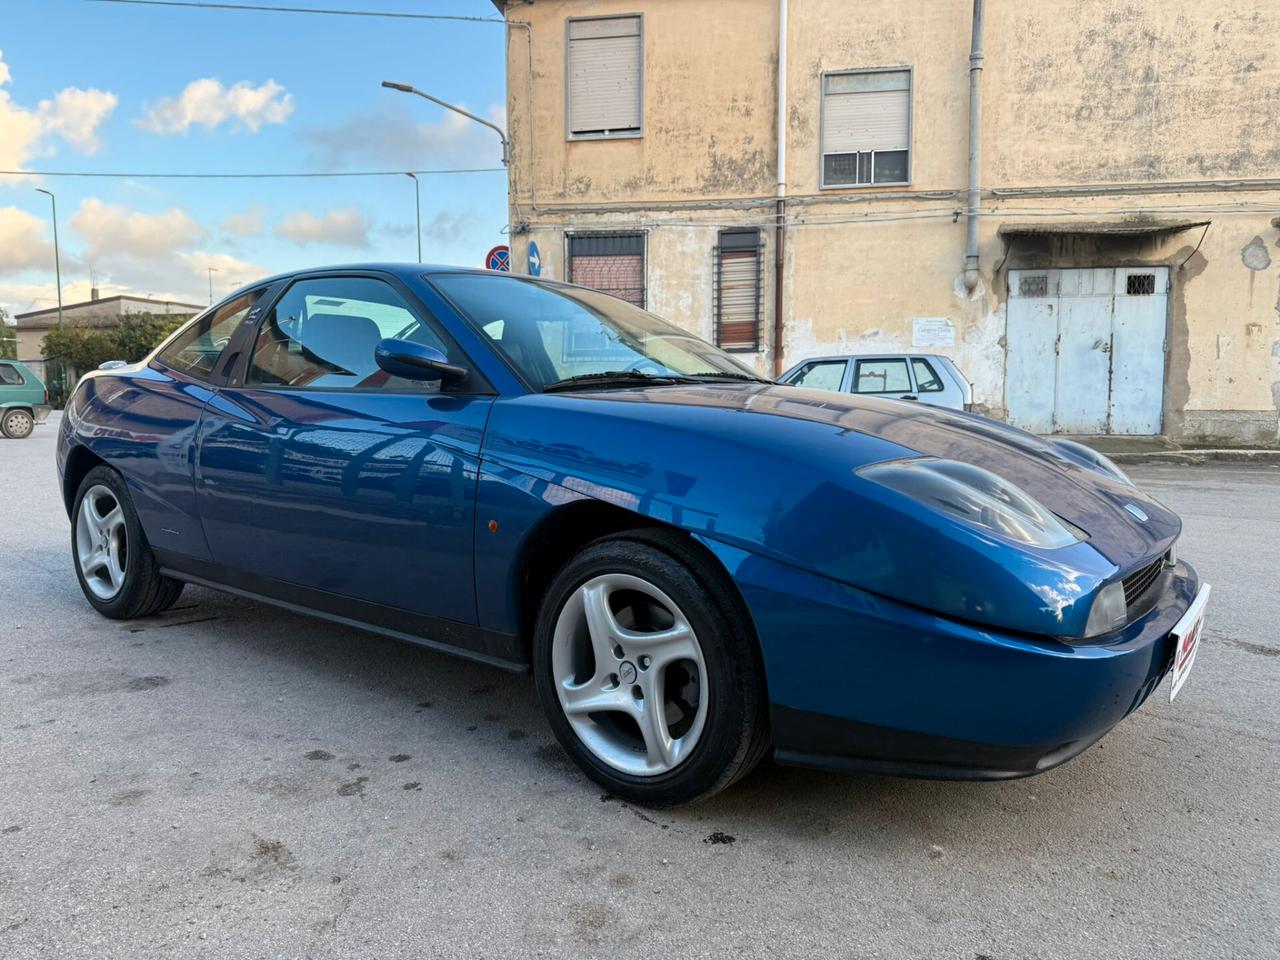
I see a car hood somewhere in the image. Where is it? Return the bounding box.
[484,383,1179,637]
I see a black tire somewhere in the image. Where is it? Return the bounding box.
[71,465,184,619]
[1,408,34,439]
[533,529,770,805]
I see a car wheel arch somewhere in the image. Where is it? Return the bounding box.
[63,445,109,516]
[513,502,766,682]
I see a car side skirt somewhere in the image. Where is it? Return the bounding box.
[153,550,527,672]
[771,705,1110,781]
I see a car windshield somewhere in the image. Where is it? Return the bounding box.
[430,272,766,391]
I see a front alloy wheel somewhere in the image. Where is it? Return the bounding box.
[534,530,770,805]
[552,573,709,777]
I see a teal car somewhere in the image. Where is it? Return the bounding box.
[0,360,51,439]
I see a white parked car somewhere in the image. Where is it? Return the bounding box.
[778,353,973,411]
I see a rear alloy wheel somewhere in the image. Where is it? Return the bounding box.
[534,531,770,805]
[71,465,184,619]
[1,409,34,439]
[75,484,128,601]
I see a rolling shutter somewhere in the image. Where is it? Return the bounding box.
[568,17,642,136]
[568,233,646,306]
[821,70,910,183]
[715,230,762,351]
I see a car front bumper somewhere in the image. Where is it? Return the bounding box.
[700,537,1199,780]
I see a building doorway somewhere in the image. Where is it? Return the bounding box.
[1005,266,1168,435]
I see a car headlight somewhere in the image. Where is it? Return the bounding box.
[857,458,1084,550]
[1052,438,1133,487]
[1084,580,1128,638]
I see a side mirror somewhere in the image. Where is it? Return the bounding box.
[374,338,468,382]
[98,360,127,371]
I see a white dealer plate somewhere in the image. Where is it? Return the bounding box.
[1169,583,1210,702]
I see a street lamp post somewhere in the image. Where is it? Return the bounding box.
[405,172,422,262]
[207,266,218,305]
[34,188,63,330]
[380,80,509,165]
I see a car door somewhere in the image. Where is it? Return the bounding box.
[849,356,917,402]
[93,286,269,563]
[193,272,495,630]
[782,358,850,392]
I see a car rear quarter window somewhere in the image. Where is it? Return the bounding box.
[0,363,24,386]
[788,360,846,392]
[911,358,945,392]
[156,289,263,380]
[854,358,911,393]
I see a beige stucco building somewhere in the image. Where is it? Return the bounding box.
[491,0,1280,445]
[14,292,202,382]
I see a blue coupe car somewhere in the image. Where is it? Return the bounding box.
[58,264,1210,804]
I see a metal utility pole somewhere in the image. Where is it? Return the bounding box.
[207,266,218,305]
[405,172,422,262]
[34,188,63,330]
[381,80,509,165]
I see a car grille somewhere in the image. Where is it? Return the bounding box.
[1122,556,1166,608]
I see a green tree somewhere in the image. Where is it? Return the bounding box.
[0,307,16,360]
[41,311,187,374]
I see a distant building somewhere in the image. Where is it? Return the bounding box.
[14,290,203,382]
[492,0,1280,445]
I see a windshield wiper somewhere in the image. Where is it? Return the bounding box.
[684,372,772,384]
[543,370,695,392]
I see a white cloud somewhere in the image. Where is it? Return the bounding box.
[219,203,266,237]
[36,87,118,154]
[139,78,293,134]
[305,102,506,169]
[0,196,269,319]
[0,49,118,175]
[70,198,207,262]
[422,210,477,245]
[277,207,371,247]
[0,207,56,275]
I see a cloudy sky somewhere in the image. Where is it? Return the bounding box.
[0,0,508,319]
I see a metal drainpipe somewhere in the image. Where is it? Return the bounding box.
[772,0,788,377]
[963,0,985,293]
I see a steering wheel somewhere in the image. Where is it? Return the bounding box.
[624,357,667,375]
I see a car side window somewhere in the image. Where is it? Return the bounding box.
[854,358,911,394]
[789,360,846,392]
[0,363,24,386]
[245,277,462,393]
[156,289,264,380]
[911,358,945,393]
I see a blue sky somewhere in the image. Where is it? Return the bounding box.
[0,0,508,318]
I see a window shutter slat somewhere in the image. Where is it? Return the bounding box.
[822,89,909,154]
[569,30,642,134]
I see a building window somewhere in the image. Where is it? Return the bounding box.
[714,229,763,352]
[821,69,911,187]
[567,233,646,306]
[567,16,642,139]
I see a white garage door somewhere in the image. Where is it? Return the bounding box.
[1005,267,1168,435]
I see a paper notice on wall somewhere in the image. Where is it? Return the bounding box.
[912,317,955,348]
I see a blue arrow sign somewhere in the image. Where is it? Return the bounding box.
[527,241,542,277]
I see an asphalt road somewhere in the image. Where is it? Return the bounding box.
[1,416,1277,960]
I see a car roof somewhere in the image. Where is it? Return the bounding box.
[220,263,530,303]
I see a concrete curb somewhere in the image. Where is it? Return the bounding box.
[1110,448,1280,465]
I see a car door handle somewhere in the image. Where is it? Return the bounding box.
[899,394,918,401]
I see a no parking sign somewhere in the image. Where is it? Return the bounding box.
[485,245,511,272]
